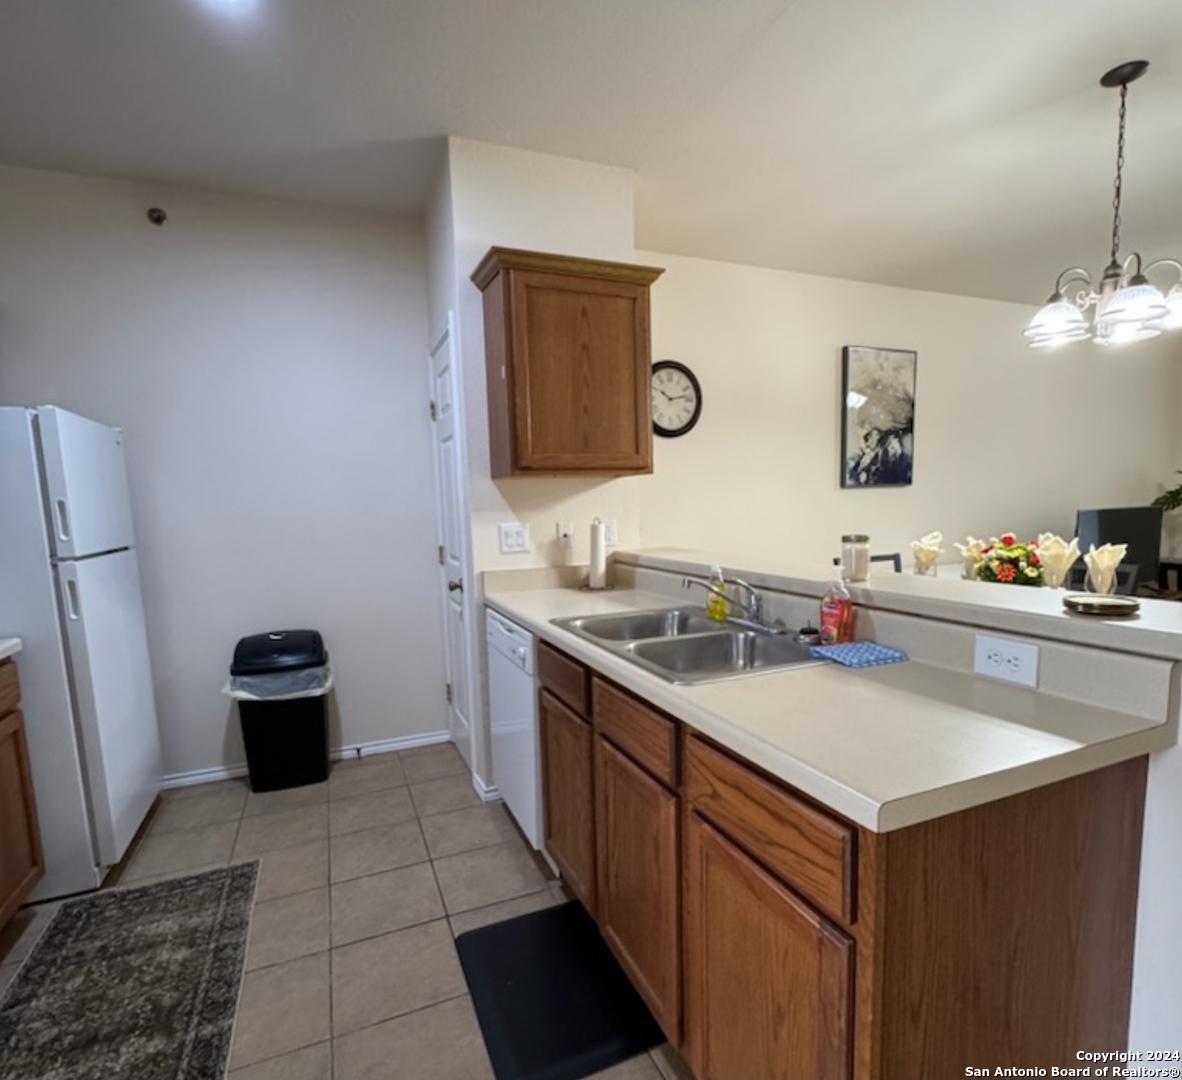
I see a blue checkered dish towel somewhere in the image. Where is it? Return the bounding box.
[810,642,908,668]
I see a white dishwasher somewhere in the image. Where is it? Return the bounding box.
[486,608,543,850]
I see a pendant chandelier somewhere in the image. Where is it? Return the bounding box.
[1025,61,1182,348]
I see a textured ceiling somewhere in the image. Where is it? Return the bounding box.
[2,0,1180,302]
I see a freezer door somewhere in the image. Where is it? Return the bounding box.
[56,550,162,866]
[36,406,136,559]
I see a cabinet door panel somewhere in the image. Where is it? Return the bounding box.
[0,661,18,718]
[0,710,44,927]
[684,812,853,1080]
[595,735,680,1043]
[511,272,651,472]
[540,688,596,912]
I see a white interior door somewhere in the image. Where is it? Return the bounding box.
[56,549,162,866]
[430,314,474,764]
[36,406,136,559]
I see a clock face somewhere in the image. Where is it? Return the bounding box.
[652,360,702,438]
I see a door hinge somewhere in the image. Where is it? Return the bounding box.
[445,682,454,705]
[429,400,438,421]
[437,545,445,565]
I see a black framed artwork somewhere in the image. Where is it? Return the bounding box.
[840,345,917,488]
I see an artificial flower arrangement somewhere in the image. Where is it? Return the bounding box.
[974,533,1043,586]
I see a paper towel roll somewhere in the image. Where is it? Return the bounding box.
[589,518,607,589]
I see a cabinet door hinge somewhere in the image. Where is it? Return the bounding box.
[429,400,438,421]
[445,682,454,705]
[437,545,445,565]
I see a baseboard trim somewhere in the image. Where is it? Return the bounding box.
[161,730,453,791]
[336,730,452,761]
[471,772,501,803]
[161,763,252,790]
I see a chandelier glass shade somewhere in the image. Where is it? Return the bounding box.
[1025,61,1182,348]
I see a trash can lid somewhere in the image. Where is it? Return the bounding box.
[232,630,327,676]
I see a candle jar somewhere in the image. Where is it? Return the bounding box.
[841,534,870,582]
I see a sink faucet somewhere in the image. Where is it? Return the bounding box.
[682,575,783,633]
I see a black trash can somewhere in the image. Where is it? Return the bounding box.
[230,629,330,793]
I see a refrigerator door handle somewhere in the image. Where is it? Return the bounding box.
[65,576,82,621]
[55,498,72,543]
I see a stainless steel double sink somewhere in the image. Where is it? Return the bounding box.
[552,606,822,685]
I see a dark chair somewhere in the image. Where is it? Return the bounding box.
[832,553,902,573]
[1066,563,1139,596]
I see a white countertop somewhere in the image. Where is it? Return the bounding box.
[0,638,22,661]
[484,585,1175,833]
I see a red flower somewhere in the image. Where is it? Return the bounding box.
[981,545,994,555]
[1000,533,1017,546]
[1029,552,1041,566]
[995,564,1017,583]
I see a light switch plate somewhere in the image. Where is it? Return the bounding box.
[973,633,1039,688]
[556,522,574,548]
[601,518,618,547]
[497,522,530,554]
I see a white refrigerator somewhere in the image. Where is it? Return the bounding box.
[0,405,162,900]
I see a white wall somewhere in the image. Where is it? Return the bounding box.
[637,251,1182,568]
[424,154,457,345]
[448,138,645,573]
[0,164,447,778]
[438,138,645,782]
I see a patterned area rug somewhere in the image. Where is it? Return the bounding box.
[0,863,257,1080]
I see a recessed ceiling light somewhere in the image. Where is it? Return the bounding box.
[196,0,259,16]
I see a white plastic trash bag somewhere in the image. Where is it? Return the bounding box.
[223,665,334,702]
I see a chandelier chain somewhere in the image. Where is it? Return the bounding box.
[1111,81,1128,264]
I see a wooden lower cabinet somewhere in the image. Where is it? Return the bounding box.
[539,688,596,912]
[595,734,681,1043]
[0,671,45,928]
[536,645,1148,1080]
[684,811,853,1080]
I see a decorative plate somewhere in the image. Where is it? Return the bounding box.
[1062,594,1141,617]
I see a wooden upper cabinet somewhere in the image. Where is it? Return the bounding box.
[0,661,44,929]
[471,247,664,476]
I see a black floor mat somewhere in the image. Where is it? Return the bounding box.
[456,901,664,1080]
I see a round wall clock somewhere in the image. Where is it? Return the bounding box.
[652,360,702,438]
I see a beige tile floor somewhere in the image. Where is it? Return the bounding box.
[0,741,693,1080]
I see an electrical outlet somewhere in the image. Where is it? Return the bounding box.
[556,521,574,548]
[497,522,530,554]
[601,518,618,547]
[973,634,1039,688]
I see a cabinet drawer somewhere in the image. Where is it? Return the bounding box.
[593,678,677,789]
[537,641,590,717]
[684,735,855,924]
[0,661,19,718]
